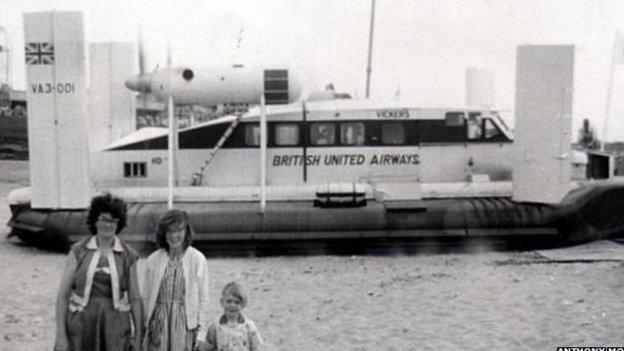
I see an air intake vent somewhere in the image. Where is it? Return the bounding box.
[263,69,289,104]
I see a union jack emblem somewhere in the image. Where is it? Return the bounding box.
[25,42,55,65]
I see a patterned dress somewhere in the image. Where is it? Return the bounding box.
[146,254,196,351]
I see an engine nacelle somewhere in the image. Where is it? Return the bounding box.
[126,64,301,105]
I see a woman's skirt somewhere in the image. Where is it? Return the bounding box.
[66,296,132,351]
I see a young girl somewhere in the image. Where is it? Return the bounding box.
[143,210,210,351]
[204,282,263,351]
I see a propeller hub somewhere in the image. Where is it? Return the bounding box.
[125,74,152,94]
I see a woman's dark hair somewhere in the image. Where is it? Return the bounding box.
[155,209,193,252]
[86,193,127,235]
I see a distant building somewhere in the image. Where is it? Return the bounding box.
[135,93,245,130]
[307,83,352,101]
[8,89,26,109]
[0,87,28,160]
[0,86,27,119]
[0,85,26,110]
[572,144,612,179]
[604,142,624,176]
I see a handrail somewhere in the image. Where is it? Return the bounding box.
[190,113,243,186]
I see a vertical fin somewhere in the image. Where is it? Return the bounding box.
[89,42,136,151]
[513,45,574,204]
[24,11,90,209]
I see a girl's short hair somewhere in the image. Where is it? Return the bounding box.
[155,209,193,252]
[222,281,248,308]
[86,193,127,235]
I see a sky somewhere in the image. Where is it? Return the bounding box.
[1,0,624,140]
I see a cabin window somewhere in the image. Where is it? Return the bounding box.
[274,123,299,146]
[484,119,501,139]
[382,122,405,145]
[340,122,365,145]
[245,124,260,146]
[310,123,336,145]
[467,113,482,140]
[445,112,465,126]
[124,162,147,178]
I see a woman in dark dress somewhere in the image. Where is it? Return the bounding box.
[54,194,143,351]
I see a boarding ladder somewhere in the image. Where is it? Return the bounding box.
[191,113,243,186]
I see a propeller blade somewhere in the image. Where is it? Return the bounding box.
[138,26,146,75]
[166,38,172,67]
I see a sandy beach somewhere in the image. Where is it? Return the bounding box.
[1,160,623,350]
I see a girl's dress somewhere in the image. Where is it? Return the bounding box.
[146,254,196,351]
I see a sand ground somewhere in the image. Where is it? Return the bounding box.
[1,160,623,350]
